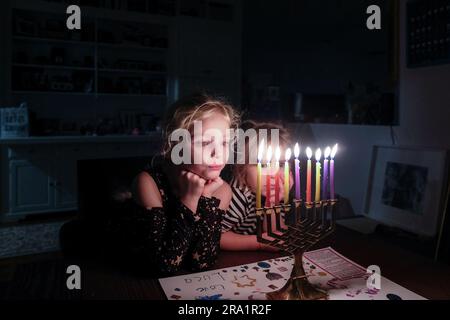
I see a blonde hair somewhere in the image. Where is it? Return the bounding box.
[234,120,291,186]
[162,93,240,158]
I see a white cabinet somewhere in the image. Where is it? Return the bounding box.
[9,159,54,214]
[8,150,75,216]
[1,139,157,221]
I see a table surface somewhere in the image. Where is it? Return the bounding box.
[1,226,450,300]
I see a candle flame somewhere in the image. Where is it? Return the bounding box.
[294,143,300,158]
[285,148,292,161]
[331,144,338,159]
[266,146,273,163]
[315,148,322,161]
[258,139,265,162]
[324,146,331,159]
[306,147,313,159]
[275,146,281,162]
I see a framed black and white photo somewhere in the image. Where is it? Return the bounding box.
[364,146,449,237]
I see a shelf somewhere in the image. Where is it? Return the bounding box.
[97,42,168,52]
[12,91,166,98]
[13,36,96,46]
[98,68,166,75]
[12,63,95,71]
[12,0,235,24]
[13,36,167,52]
[12,0,175,23]
[12,91,95,96]
[96,93,167,98]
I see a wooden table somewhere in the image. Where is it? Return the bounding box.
[1,226,450,300]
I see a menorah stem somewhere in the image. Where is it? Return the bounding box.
[266,252,328,300]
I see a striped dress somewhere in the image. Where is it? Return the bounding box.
[221,178,257,235]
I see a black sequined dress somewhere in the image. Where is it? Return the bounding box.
[106,160,223,276]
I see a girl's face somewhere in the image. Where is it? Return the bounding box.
[185,113,230,180]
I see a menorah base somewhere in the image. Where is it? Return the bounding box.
[266,277,328,300]
[256,199,338,300]
[265,253,328,300]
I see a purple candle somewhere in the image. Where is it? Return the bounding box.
[330,144,338,199]
[294,143,301,200]
[323,147,331,200]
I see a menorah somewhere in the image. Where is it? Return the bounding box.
[256,198,338,300]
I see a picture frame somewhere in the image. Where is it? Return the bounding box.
[364,145,449,237]
[0,104,30,138]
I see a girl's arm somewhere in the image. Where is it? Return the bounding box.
[118,200,198,275]
[113,172,200,275]
[187,182,231,271]
[220,231,261,251]
[221,231,280,252]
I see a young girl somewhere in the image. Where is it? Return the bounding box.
[220,120,293,251]
[108,93,239,275]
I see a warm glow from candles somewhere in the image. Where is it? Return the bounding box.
[285,148,292,161]
[331,144,338,159]
[306,147,312,160]
[324,146,331,159]
[266,146,273,163]
[258,139,265,162]
[275,146,281,162]
[315,148,322,161]
[294,143,300,158]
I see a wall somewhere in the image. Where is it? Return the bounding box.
[242,0,393,214]
[242,0,391,98]
[289,1,450,215]
[397,0,450,148]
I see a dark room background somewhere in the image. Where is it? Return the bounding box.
[0,0,450,255]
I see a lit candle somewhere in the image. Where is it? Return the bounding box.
[306,147,312,203]
[284,148,292,205]
[294,143,301,200]
[265,146,273,207]
[323,147,331,200]
[330,144,338,200]
[315,148,322,202]
[256,139,264,209]
[274,146,281,204]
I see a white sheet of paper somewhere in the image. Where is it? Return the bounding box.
[159,247,426,300]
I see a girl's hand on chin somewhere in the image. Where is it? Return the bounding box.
[202,177,224,198]
[179,170,206,211]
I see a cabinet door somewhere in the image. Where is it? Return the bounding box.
[9,159,54,214]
